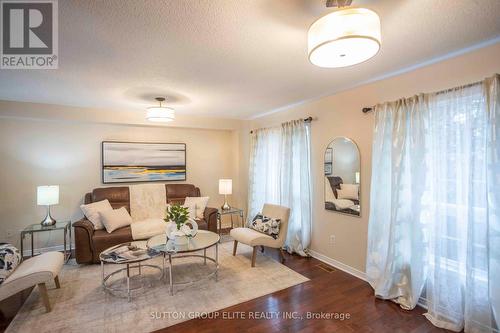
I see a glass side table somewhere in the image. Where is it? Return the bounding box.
[20,221,72,263]
[217,207,244,236]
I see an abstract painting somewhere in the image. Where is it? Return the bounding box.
[102,141,186,183]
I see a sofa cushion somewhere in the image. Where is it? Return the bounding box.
[0,244,21,285]
[93,226,133,256]
[131,218,167,240]
[92,187,130,211]
[100,207,133,233]
[80,199,113,230]
[166,184,200,204]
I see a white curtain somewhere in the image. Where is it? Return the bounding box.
[280,120,312,256]
[366,74,500,332]
[247,119,312,256]
[248,126,282,220]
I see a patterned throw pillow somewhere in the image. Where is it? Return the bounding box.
[0,243,21,284]
[250,214,281,239]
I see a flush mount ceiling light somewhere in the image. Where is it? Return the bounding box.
[146,97,175,122]
[308,3,381,68]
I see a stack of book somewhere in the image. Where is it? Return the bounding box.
[101,245,157,262]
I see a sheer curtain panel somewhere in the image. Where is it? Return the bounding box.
[247,127,282,221]
[280,120,312,256]
[247,120,312,256]
[366,74,500,332]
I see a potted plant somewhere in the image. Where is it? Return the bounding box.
[164,204,198,245]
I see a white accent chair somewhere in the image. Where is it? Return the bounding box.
[0,252,64,312]
[230,204,290,267]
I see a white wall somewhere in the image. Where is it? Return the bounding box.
[0,117,241,250]
[1,42,499,270]
[242,42,500,272]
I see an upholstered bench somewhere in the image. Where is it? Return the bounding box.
[0,252,64,312]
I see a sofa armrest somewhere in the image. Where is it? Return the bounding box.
[204,207,218,233]
[73,218,94,235]
[73,218,95,264]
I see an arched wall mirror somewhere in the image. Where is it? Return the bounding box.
[324,137,361,217]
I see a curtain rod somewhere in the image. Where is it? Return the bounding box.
[361,79,488,114]
[250,116,313,134]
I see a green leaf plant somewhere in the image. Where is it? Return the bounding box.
[165,204,190,231]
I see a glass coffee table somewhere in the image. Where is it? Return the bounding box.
[100,241,163,301]
[147,230,220,295]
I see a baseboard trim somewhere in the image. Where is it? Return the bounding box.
[309,249,367,281]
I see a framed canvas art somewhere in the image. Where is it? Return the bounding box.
[102,141,186,183]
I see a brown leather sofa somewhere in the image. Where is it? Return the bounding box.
[73,184,218,264]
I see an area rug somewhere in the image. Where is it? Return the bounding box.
[6,241,308,333]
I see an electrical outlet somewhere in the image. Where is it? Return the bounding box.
[329,235,336,245]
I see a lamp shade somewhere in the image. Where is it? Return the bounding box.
[308,8,381,68]
[146,106,175,122]
[219,179,232,195]
[355,172,360,184]
[37,185,59,205]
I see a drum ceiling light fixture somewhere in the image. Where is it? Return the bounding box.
[308,1,381,68]
[146,97,175,122]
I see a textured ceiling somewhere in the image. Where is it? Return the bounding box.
[1,0,499,119]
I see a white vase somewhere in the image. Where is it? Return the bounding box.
[181,219,198,237]
[165,220,198,246]
[165,222,176,240]
[171,231,188,245]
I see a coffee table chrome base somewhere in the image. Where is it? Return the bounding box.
[101,262,163,301]
[164,243,219,296]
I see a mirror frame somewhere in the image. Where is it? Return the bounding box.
[324,137,361,217]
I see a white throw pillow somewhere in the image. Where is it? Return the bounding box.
[100,207,133,233]
[338,184,359,200]
[182,203,197,220]
[333,199,355,210]
[184,196,209,219]
[80,199,113,230]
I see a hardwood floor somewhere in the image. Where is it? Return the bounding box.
[155,249,449,333]
[0,288,32,332]
[0,245,449,333]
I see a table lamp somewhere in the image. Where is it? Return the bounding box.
[219,179,232,211]
[37,185,59,226]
